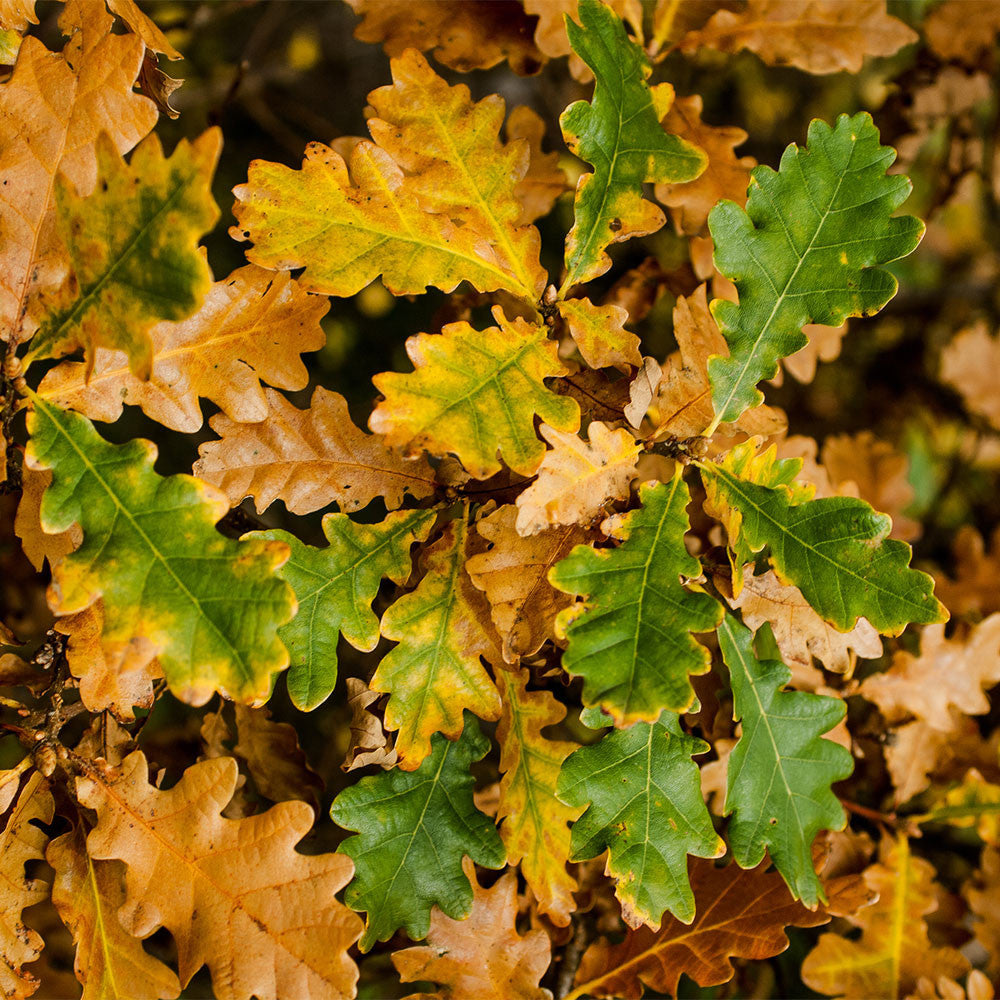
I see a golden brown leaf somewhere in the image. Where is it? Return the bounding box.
[75,751,363,1000]
[345,0,544,75]
[507,105,568,225]
[0,0,36,32]
[569,857,829,1000]
[729,567,882,681]
[496,669,582,926]
[233,703,324,810]
[624,357,663,429]
[1,771,54,1000]
[48,825,181,1000]
[860,616,1000,732]
[935,526,1000,618]
[0,0,156,344]
[37,266,327,433]
[194,386,436,515]
[680,0,918,74]
[392,859,552,1000]
[54,601,162,723]
[515,422,640,536]
[802,834,969,999]
[773,322,848,385]
[342,678,397,772]
[15,463,80,571]
[923,0,1000,65]
[654,94,754,236]
[557,297,642,372]
[941,322,1000,430]
[467,505,588,661]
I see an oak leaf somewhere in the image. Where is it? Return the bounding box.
[14,463,80,571]
[27,128,221,378]
[923,0,1000,65]
[801,834,969,999]
[916,769,1000,846]
[392,859,553,1000]
[370,308,578,479]
[940,322,1000,430]
[26,397,295,706]
[343,678,397,772]
[654,94,755,236]
[0,0,36,32]
[935,526,1000,618]
[466,504,587,662]
[550,476,723,722]
[38,267,327,433]
[859,616,1000,732]
[680,0,918,74]
[345,0,544,75]
[496,668,582,926]
[570,857,830,999]
[560,0,706,289]
[507,105,568,225]
[729,567,882,678]
[0,0,155,345]
[557,712,724,929]
[76,750,363,1000]
[966,846,1000,984]
[253,508,434,711]
[195,387,436,516]
[557,297,642,372]
[330,715,505,950]
[515,422,640,536]
[47,825,181,1000]
[0,772,54,1000]
[105,0,182,59]
[372,513,502,769]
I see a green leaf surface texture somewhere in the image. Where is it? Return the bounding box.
[707,112,923,425]
[559,0,706,289]
[330,713,505,950]
[556,711,724,928]
[26,396,295,705]
[718,614,853,906]
[251,509,435,711]
[550,474,723,723]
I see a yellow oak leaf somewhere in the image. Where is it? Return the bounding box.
[75,751,363,1000]
[654,94,755,236]
[0,771,54,1000]
[370,307,579,479]
[106,0,182,59]
[48,825,181,1000]
[372,513,502,770]
[496,668,583,926]
[14,463,80,571]
[514,422,640,536]
[466,504,588,662]
[37,266,327,433]
[966,846,1000,984]
[557,297,642,372]
[0,0,36,32]
[194,386,436,515]
[680,0,918,75]
[0,0,155,344]
[27,128,221,378]
[392,859,552,1000]
[802,834,969,999]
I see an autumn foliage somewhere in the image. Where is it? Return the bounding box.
[1,1,999,998]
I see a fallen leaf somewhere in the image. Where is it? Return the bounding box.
[940,322,1000,430]
[507,104,568,225]
[342,678,397,772]
[557,297,642,372]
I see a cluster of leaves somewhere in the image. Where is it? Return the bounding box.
[0,0,999,998]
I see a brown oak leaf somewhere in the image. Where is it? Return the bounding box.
[935,526,1000,618]
[940,322,1000,430]
[507,105,568,225]
[342,678,398,772]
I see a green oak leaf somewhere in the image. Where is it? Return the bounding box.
[707,112,923,428]
[559,0,706,291]
[718,614,854,906]
[700,456,946,636]
[550,474,723,723]
[556,711,724,928]
[251,509,435,712]
[331,713,505,950]
[26,396,294,706]
[26,129,222,379]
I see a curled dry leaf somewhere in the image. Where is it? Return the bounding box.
[76,750,363,1000]
[680,0,918,75]
[624,357,663,428]
[802,834,969,999]
[514,422,640,536]
[466,504,588,662]
[729,567,882,681]
[48,825,181,1000]
[569,857,829,1000]
[392,859,553,1000]
[194,386,436,516]
[38,266,327,433]
[343,678,397,772]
